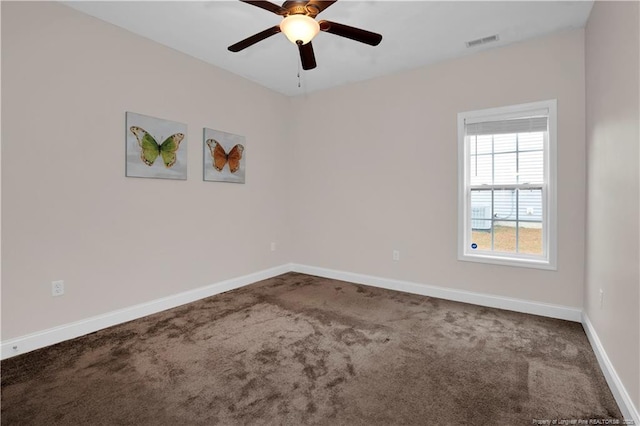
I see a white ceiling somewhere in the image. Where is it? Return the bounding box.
[64,1,593,97]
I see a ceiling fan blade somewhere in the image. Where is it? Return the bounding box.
[319,20,382,46]
[240,0,288,15]
[298,41,317,70]
[305,1,337,16]
[228,26,282,52]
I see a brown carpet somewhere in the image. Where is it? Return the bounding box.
[1,273,622,425]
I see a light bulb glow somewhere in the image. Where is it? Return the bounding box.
[280,15,320,45]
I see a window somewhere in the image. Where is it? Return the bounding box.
[457,100,557,269]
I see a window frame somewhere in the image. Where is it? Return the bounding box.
[457,99,557,270]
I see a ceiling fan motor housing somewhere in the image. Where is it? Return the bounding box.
[288,5,310,16]
[281,1,321,17]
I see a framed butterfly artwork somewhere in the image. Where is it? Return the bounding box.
[203,128,246,184]
[125,112,187,180]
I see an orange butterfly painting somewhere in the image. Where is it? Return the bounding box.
[203,128,246,183]
[207,140,244,173]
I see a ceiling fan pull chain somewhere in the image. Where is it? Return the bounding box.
[297,59,301,88]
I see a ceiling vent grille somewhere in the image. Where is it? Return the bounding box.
[465,34,499,48]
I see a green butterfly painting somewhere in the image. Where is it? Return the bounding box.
[130,126,185,168]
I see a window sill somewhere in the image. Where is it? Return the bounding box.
[458,252,557,271]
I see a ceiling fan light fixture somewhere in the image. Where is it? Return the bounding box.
[280,14,320,45]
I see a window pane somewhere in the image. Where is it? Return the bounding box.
[470,154,492,185]
[518,132,544,151]
[519,151,544,184]
[494,153,517,185]
[493,223,517,253]
[470,189,492,251]
[476,135,492,154]
[471,189,492,224]
[493,133,516,153]
[518,222,543,255]
[469,135,476,155]
[471,229,492,251]
[494,189,517,221]
[519,189,543,222]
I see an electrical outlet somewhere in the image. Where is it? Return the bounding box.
[270,242,277,252]
[392,250,400,261]
[52,280,64,297]
[599,289,604,308]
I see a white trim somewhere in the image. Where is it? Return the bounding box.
[457,112,467,263]
[291,264,581,322]
[581,313,640,424]
[457,99,558,271]
[1,264,292,360]
[1,262,581,360]
[545,99,558,270]
[457,252,557,270]
[464,107,550,125]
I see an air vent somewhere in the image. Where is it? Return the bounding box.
[465,34,499,48]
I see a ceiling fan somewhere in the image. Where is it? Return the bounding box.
[228,0,383,70]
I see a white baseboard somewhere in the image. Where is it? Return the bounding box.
[1,263,292,360]
[582,313,640,424]
[3,262,580,361]
[291,264,582,322]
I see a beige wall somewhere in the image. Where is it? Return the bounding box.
[290,30,586,308]
[585,0,640,411]
[1,2,291,340]
[3,0,638,415]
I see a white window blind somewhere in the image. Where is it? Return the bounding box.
[465,116,548,136]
